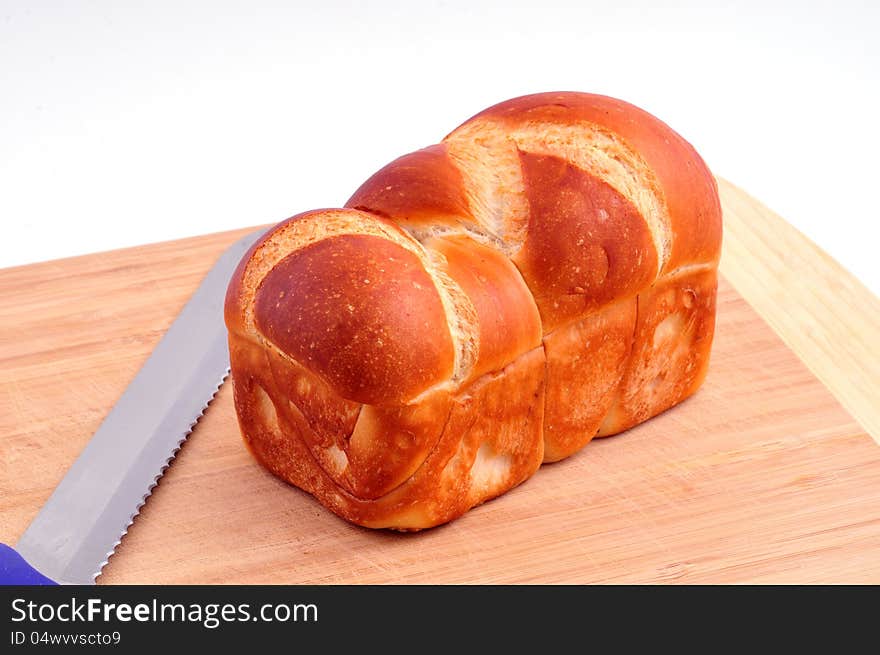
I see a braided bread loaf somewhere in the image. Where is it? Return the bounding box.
[225,92,722,529]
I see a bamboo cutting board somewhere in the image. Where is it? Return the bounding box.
[1,181,879,584]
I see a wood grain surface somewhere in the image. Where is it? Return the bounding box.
[0,182,878,583]
[717,179,880,444]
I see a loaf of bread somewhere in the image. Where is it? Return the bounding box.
[225,92,722,529]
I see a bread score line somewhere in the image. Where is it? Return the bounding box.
[225,92,722,529]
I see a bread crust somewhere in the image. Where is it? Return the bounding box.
[226,92,722,529]
[254,234,455,405]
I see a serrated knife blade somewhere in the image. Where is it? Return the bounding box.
[0,229,265,585]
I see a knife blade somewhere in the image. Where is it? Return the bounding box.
[0,229,265,585]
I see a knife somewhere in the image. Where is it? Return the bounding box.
[0,229,265,585]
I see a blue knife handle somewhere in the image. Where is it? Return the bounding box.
[0,543,57,585]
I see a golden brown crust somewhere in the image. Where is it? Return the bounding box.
[514,151,658,331]
[541,296,636,461]
[231,328,545,529]
[460,92,722,270]
[427,235,542,382]
[226,91,722,529]
[254,234,454,405]
[598,267,718,436]
[347,144,474,230]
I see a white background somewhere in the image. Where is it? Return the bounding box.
[2,1,878,296]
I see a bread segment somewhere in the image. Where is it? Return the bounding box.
[426,235,542,383]
[254,234,455,405]
[597,266,718,436]
[444,115,670,268]
[514,150,658,331]
[226,92,722,529]
[458,91,721,270]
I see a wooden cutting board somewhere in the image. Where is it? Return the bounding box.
[1,181,879,584]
